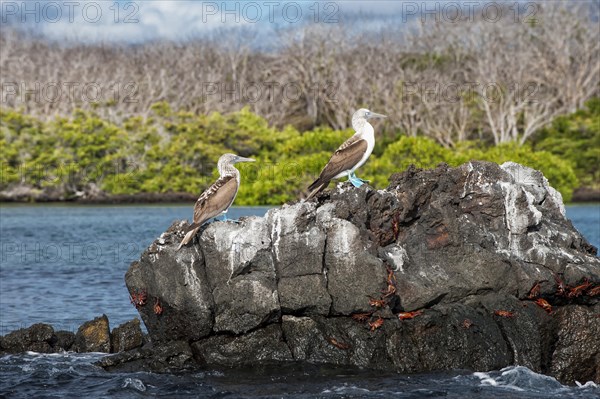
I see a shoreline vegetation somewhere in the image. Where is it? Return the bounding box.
[0,193,598,205]
[1,3,598,205]
[1,100,599,205]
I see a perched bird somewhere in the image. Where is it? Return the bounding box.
[306,108,386,199]
[178,153,255,250]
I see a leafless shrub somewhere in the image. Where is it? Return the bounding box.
[1,2,597,145]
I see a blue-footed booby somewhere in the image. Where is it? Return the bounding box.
[306,108,386,200]
[178,153,255,250]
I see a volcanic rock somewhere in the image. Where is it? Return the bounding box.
[108,161,599,384]
[111,318,144,353]
[73,314,110,353]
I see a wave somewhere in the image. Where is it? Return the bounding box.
[2,353,598,399]
[470,366,599,397]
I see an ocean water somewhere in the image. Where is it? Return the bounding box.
[0,203,599,398]
[0,205,271,333]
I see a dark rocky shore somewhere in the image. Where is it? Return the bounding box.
[0,185,197,204]
[2,161,599,385]
[572,187,600,203]
[0,316,144,355]
[1,181,598,204]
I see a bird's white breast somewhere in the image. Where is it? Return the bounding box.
[352,122,375,172]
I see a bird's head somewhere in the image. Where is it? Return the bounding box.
[352,108,387,131]
[356,108,387,120]
[234,154,256,164]
[218,153,255,175]
[219,153,256,165]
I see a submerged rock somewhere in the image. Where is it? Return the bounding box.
[98,340,197,373]
[111,162,599,384]
[73,314,111,353]
[0,323,54,353]
[50,330,76,352]
[0,323,75,354]
[550,304,600,384]
[111,318,144,353]
[0,317,149,356]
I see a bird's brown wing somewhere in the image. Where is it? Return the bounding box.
[191,175,238,227]
[308,136,368,193]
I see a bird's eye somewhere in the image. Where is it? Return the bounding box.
[365,111,371,117]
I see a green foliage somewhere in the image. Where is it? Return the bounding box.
[1,110,44,185]
[1,108,130,197]
[533,99,600,189]
[364,136,470,187]
[1,103,592,204]
[465,143,579,202]
[237,126,346,205]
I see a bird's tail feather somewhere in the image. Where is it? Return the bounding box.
[177,226,199,250]
[307,179,321,193]
[186,222,200,232]
[306,180,328,200]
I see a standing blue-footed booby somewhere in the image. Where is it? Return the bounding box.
[178,153,255,250]
[306,108,386,200]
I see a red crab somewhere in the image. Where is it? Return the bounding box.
[351,312,372,323]
[398,310,423,320]
[153,297,163,315]
[129,289,148,309]
[534,298,552,313]
[369,297,387,308]
[494,310,515,318]
[527,281,542,299]
[369,317,384,332]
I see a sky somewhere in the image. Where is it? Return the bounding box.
[0,0,594,43]
[0,0,409,42]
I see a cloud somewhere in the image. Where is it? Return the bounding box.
[1,0,247,42]
[0,1,520,43]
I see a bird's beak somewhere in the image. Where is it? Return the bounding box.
[369,112,387,119]
[235,156,255,163]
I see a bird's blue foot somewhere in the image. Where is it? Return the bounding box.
[220,213,240,223]
[350,172,369,183]
[348,174,365,188]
